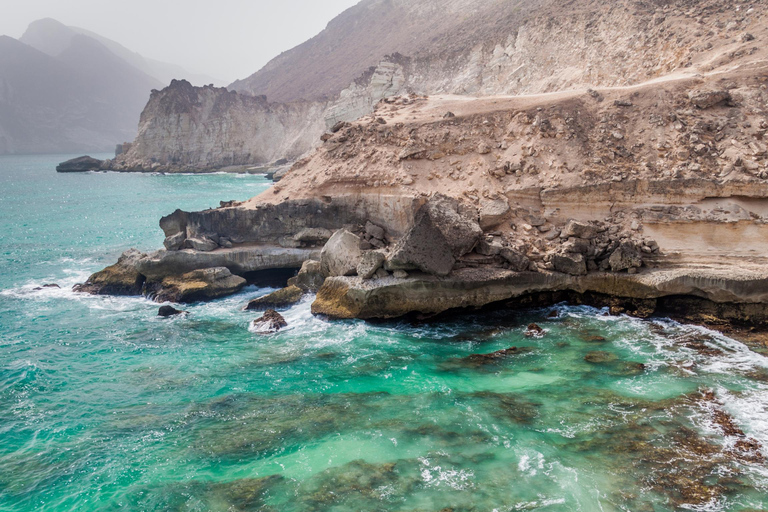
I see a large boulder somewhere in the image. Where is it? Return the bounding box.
[244,285,303,310]
[74,249,146,295]
[56,155,104,172]
[551,253,587,276]
[609,242,643,272]
[688,89,731,109]
[562,220,598,240]
[386,194,482,276]
[287,260,325,292]
[500,248,531,272]
[149,267,246,303]
[320,229,363,277]
[478,198,510,230]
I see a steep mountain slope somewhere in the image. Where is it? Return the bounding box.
[0,30,161,154]
[21,18,221,86]
[114,0,767,171]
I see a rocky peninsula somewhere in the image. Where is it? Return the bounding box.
[73,0,768,339]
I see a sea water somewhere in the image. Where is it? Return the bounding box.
[1,154,767,512]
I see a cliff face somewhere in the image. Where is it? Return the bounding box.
[118,0,766,171]
[109,80,327,172]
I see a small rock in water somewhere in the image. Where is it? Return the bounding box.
[251,309,288,335]
[33,283,61,291]
[584,350,619,363]
[525,323,546,337]
[158,305,185,317]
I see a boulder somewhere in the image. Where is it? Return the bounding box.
[584,351,619,364]
[386,194,482,276]
[158,305,185,317]
[56,155,104,172]
[688,89,731,109]
[250,309,288,335]
[244,285,303,310]
[478,198,510,230]
[74,249,146,295]
[287,260,325,292]
[551,253,587,276]
[609,242,643,272]
[500,249,531,272]
[185,236,219,252]
[476,239,503,256]
[357,251,386,279]
[163,232,186,251]
[320,229,363,277]
[149,267,246,303]
[562,220,598,240]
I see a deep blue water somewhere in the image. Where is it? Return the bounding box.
[1,154,768,511]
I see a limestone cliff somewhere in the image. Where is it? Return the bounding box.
[115,0,767,171]
[107,80,327,172]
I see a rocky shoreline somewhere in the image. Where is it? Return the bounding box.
[73,42,768,341]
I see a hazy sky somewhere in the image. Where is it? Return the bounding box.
[0,0,361,84]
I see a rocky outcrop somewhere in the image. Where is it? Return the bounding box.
[55,156,105,172]
[287,260,325,292]
[320,230,362,277]
[73,249,146,295]
[244,285,303,310]
[250,309,288,335]
[106,80,328,172]
[158,305,186,317]
[145,267,246,303]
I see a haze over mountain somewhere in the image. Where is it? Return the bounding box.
[0,18,219,155]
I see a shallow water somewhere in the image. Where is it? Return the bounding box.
[1,155,767,511]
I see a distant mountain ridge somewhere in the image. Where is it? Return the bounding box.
[0,18,221,155]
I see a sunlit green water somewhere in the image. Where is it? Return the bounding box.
[1,154,768,511]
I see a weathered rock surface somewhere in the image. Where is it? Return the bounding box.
[73,249,146,295]
[244,285,303,310]
[287,260,325,292]
[357,251,386,279]
[386,194,481,276]
[147,267,246,303]
[250,309,288,335]
[320,229,362,277]
[56,156,105,172]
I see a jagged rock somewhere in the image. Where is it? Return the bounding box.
[562,220,598,239]
[500,249,530,272]
[476,239,503,256]
[250,309,287,334]
[158,305,185,317]
[365,221,386,240]
[185,236,218,252]
[609,242,643,272]
[399,144,426,160]
[320,229,363,277]
[375,267,389,279]
[74,249,146,295]
[149,267,246,303]
[357,251,386,279]
[563,237,592,255]
[525,323,545,337]
[33,283,60,291]
[386,194,480,276]
[245,285,303,310]
[164,232,186,251]
[478,198,510,230]
[56,156,104,172]
[287,260,325,292]
[688,90,731,109]
[551,253,587,276]
[293,227,333,243]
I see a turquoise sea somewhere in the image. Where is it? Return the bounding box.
[1,154,768,511]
